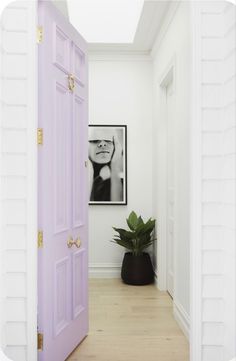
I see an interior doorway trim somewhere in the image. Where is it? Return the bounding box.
[156,55,176,292]
[156,55,191,340]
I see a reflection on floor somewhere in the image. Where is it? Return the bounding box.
[67,278,189,361]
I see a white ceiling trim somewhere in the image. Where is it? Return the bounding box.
[151,1,180,58]
[88,52,152,62]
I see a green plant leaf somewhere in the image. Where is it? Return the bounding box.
[139,242,154,251]
[113,227,135,240]
[111,212,156,254]
[137,216,144,226]
[127,211,138,230]
[126,218,135,230]
[111,239,134,250]
[136,219,155,236]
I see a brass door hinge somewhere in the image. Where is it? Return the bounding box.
[38,231,43,248]
[37,128,43,145]
[37,26,43,44]
[37,332,43,351]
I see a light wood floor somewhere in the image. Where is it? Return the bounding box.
[67,279,189,361]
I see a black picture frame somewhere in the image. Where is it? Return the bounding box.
[88,125,127,205]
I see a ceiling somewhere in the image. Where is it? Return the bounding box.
[68,0,145,44]
[53,0,171,53]
[88,1,170,53]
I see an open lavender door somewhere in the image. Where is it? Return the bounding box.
[38,1,88,360]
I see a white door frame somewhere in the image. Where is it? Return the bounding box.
[156,55,176,293]
[155,20,203,353]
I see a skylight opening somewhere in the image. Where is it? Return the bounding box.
[68,0,144,43]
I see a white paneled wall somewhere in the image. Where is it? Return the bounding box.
[192,1,236,360]
[201,2,225,357]
[222,3,236,360]
[0,2,37,361]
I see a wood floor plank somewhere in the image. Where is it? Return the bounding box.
[67,279,189,361]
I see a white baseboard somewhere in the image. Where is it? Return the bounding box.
[89,263,121,278]
[173,300,190,340]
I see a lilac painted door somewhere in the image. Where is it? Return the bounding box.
[38,1,88,360]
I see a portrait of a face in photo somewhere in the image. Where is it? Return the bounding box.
[88,125,127,205]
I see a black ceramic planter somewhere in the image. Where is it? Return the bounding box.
[121,252,154,285]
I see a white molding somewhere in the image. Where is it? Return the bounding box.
[159,54,176,91]
[155,56,176,292]
[88,43,151,55]
[26,2,37,361]
[189,2,202,361]
[155,85,167,291]
[151,1,180,59]
[89,263,121,278]
[88,52,151,62]
[173,300,190,341]
[0,3,5,350]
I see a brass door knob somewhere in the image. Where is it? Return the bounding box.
[67,236,82,248]
[74,237,81,248]
[67,236,74,248]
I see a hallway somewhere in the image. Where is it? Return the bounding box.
[1,1,235,360]
[67,279,189,361]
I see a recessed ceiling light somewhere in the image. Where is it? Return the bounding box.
[68,0,144,43]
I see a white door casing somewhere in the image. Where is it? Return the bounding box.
[157,56,176,295]
[166,79,175,298]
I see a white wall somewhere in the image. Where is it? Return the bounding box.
[191,2,236,360]
[151,1,191,333]
[0,2,37,361]
[88,54,153,277]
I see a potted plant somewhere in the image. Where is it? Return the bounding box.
[112,211,156,285]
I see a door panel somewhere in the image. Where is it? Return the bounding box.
[54,257,70,336]
[53,23,70,73]
[72,95,85,228]
[72,250,86,320]
[73,44,85,84]
[54,81,70,233]
[38,1,88,360]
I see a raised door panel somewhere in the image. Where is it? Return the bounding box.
[73,43,85,86]
[53,81,70,234]
[72,250,86,320]
[54,257,70,336]
[72,94,85,229]
[53,22,70,74]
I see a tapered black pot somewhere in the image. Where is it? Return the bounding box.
[121,252,154,285]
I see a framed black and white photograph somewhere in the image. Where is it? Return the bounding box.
[88,125,127,205]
